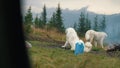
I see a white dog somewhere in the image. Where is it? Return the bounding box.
[62,28,80,50]
[85,30,107,48]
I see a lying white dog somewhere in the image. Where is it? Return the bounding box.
[85,30,107,48]
[62,28,92,53]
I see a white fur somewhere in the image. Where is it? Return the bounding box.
[77,40,92,52]
[62,28,81,50]
[25,41,32,48]
[84,42,92,52]
[85,30,95,43]
[85,30,107,48]
[62,28,93,52]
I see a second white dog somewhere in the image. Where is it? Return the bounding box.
[85,30,107,48]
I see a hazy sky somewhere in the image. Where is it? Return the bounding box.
[23,0,120,15]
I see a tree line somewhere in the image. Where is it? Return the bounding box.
[75,12,106,36]
[23,4,106,36]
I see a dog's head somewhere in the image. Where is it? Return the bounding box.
[84,42,92,52]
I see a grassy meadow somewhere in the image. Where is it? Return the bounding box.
[27,28,120,68]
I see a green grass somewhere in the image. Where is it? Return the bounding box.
[92,46,103,51]
[28,41,120,68]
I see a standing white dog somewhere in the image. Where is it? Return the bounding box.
[85,30,107,48]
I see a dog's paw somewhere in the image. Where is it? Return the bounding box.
[61,46,65,47]
[71,48,74,50]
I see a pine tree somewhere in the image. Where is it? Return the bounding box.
[88,19,91,29]
[41,4,47,27]
[24,6,33,25]
[34,15,39,28]
[100,15,106,31]
[93,15,99,31]
[77,12,86,36]
[73,22,77,31]
[24,6,33,36]
[77,12,91,36]
[39,16,44,28]
[55,3,65,33]
[48,12,56,28]
[85,13,91,32]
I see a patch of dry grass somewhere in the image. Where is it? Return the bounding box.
[30,28,66,42]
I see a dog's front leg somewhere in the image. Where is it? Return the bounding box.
[62,41,69,47]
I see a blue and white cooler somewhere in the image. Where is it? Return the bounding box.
[74,41,85,55]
